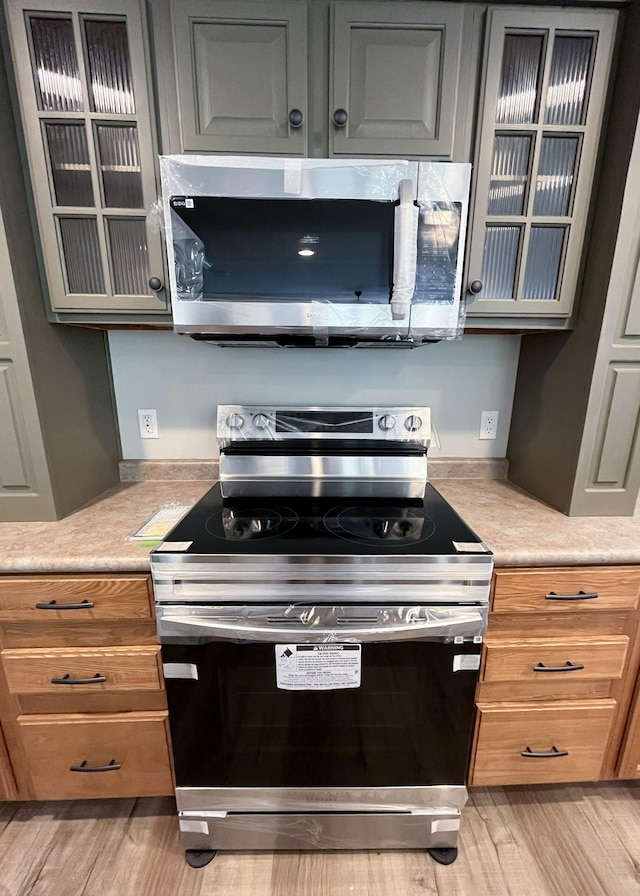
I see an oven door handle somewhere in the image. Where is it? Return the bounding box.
[158,611,485,643]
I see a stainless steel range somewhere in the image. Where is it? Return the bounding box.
[151,406,492,868]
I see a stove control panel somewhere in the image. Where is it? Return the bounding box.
[217,406,431,444]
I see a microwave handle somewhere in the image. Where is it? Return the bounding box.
[158,610,484,643]
[391,179,419,321]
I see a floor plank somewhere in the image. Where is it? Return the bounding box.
[0,785,638,895]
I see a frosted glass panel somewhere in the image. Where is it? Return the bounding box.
[96,125,143,208]
[534,137,579,216]
[523,227,565,299]
[482,227,520,299]
[84,20,135,114]
[496,34,544,124]
[108,219,148,295]
[488,136,532,216]
[545,36,594,125]
[59,218,104,294]
[30,17,83,112]
[45,124,93,207]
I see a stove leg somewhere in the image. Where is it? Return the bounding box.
[185,849,217,868]
[427,846,458,865]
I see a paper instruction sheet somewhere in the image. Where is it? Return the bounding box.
[276,644,362,690]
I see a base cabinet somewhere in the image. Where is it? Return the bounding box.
[473,702,616,786]
[470,566,640,786]
[0,720,17,799]
[18,712,172,800]
[617,675,640,778]
[0,574,173,800]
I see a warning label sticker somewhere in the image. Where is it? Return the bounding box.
[275,644,362,691]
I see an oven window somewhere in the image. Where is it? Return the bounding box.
[162,640,479,789]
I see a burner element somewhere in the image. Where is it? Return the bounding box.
[325,505,436,546]
[205,507,299,541]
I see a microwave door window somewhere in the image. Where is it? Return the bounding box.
[169,197,394,303]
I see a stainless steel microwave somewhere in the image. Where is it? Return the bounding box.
[160,156,471,347]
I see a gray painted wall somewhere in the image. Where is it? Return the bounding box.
[109,331,520,459]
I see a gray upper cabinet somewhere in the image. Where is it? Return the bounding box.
[4,0,168,317]
[167,0,469,159]
[172,0,308,155]
[331,2,464,157]
[506,0,640,516]
[0,36,120,521]
[466,7,617,326]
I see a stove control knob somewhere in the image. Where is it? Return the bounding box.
[253,413,270,430]
[378,415,396,432]
[405,415,423,432]
[226,413,245,430]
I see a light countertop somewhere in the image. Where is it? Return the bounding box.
[0,477,639,573]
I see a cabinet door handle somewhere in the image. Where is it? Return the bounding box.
[332,108,348,127]
[288,108,304,128]
[35,599,94,610]
[545,590,598,601]
[69,759,121,773]
[521,746,569,759]
[533,661,585,673]
[50,673,107,685]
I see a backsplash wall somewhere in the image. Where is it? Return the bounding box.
[108,331,521,460]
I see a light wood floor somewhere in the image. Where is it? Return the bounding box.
[0,784,638,895]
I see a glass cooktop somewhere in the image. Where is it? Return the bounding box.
[154,482,488,558]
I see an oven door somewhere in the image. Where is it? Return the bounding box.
[158,603,486,811]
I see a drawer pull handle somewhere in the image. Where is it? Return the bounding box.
[521,745,569,759]
[545,591,598,601]
[533,661,585,673]
[69,759,121,773]
[51,673,107,685]
[35,599,94,610]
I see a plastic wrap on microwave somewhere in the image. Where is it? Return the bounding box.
[407,162,472,343]
[160,155,419,202]
[159,155,470,345]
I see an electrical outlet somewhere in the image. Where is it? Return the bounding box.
[479,410,499,440]
[138,408,159,439]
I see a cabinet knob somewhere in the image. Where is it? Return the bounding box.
[288,109,304,128]
[333,108,348,127]
[148,276,163,291]
[468,280,483,295]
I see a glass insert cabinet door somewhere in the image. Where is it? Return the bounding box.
[5,0,167,314]
[467,8,617,319]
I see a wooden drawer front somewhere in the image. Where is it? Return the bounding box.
[0,621,158,650]
[472,701,616,785]
[482,637,629,684]
[18,712,173,799]
[2,646,162,696]
[492,567,640,614]
[0,576,152,622]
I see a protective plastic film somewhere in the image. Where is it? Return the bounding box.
[409,162,472,342]
[159,155,470,345]
[160,155,419,201]
[157,603,488,645]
